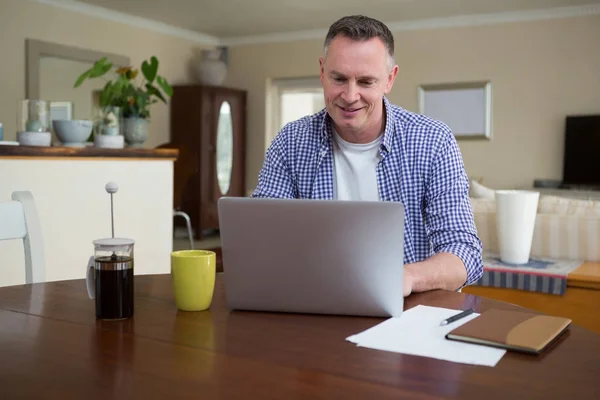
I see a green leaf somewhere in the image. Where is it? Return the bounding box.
[145,83,167,103]
[156,76,173,97]
[141,56,158,83]
[73,70,91,88]
[88,57,112,78]
[89,62,112,78]
[74,57,111,87]
[99,81,113,108]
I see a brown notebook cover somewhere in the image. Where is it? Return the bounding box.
[445,309,571,354]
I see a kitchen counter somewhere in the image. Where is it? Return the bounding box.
[0,146,178,287]
[0,145,178,160]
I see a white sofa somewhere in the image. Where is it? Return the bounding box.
[470,182,600,262]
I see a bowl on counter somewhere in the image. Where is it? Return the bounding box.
[53,120,93,147]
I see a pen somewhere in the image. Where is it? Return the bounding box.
[440,308,475,326]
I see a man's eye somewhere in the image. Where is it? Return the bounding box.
[333,77,345,83]
[360,81,374,86]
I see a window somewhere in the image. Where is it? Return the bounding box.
[268,77,324,146]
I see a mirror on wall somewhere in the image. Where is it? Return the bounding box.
[216,101,234,195]
[26,39,130,128]
[39,57,102,122]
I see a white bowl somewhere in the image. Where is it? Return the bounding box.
[53,120,93,147]
[17,131,51,147]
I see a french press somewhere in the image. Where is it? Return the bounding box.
[85,182,135,320]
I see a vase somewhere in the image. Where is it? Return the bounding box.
[18,100,50,133]
[123,117,149,147]
[495,190,540,264]
[196,49,227,86]
[94,106,122,138]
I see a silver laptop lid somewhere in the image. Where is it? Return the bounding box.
[217,197,405,317]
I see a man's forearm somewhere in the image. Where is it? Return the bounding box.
[405,252,467,293]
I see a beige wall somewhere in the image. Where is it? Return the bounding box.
[2,1,598,192]
[0,0,211,148]
[225,15,600,192]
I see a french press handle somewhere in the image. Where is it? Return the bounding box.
[85,256,95,299]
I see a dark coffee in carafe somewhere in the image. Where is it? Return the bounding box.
[94,254,134,319]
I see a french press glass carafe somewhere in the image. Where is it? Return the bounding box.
[86,238,134,320]
[85,181,135,320]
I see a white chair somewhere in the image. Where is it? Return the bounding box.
[0,191,45,284]
[174,209,194,250]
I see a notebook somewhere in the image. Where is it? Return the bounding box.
[445,309,571,354]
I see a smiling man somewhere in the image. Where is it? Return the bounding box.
[252,15,483,296]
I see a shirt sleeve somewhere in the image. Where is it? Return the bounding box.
[251,130,296,199]
[424,129,483,286]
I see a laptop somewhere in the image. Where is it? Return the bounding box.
[217,197,405,317]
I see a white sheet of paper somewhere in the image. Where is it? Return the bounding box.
[346,305,506,367]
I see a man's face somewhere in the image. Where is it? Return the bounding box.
[319,35,398,141]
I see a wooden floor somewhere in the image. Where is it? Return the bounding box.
[172,235,220,252]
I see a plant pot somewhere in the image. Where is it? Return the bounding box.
[123,117,148,147]
[94,134,124,149]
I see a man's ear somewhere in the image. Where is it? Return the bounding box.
[319,56,325,84]
[385,65,399,94]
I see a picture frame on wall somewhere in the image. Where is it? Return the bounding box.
[418,81,492,140]
[49,101,73,122]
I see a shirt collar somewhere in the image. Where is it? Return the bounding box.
[320,96,396,153]
[381,96,396,153]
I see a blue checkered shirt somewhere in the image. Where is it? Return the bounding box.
[252,97,483,285]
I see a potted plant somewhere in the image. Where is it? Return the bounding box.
[74,56,173,147]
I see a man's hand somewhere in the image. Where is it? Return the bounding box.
[403,269,413,297]
[404,253,467,295]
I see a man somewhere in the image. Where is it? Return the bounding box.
[252,15,483,296]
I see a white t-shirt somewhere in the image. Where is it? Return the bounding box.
[332,129,383,201]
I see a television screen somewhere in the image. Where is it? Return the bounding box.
[562,115,600,187]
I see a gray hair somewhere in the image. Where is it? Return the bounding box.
[323,15,395,71]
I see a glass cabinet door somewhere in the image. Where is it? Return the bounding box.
[216,101,233,195]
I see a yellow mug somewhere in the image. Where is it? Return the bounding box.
[171,250,216,311]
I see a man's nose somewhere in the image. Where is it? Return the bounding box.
[340,82,360,104]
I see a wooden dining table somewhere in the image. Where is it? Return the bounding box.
[0,274,598,399]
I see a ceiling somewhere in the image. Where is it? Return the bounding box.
[57,0,600,43]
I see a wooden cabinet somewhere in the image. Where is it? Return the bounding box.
[166,85,246,240]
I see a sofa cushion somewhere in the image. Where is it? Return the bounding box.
[471,195,600,261]
[469,180,495,200]
[470,197,496,212]
[538,195,600,217]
